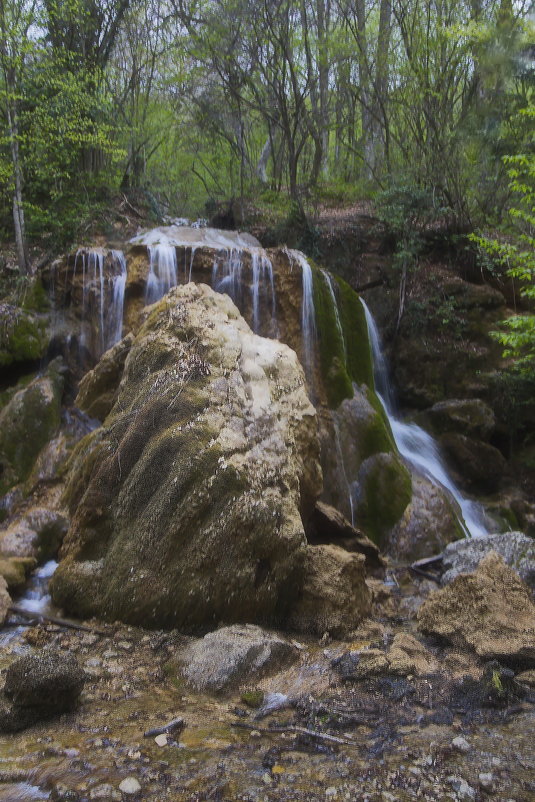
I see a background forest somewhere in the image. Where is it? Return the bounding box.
[0,0,533,260]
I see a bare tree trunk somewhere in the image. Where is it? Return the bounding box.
[6,96,29,273]
[256,136,271,184]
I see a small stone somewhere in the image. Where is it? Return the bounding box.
[119,777,141,795]
[154,734,167,747]
[452,736,471,753]
[127,749,141,759]
[325,788,338,799]
[117,641,134,652]
[80,634,99,646]
[262,772,271,784]
[250,730,262,738]
[90,785,121,801]
[478,773,494,790]
[447,776,475,800]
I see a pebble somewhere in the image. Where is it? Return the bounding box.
[452,736,471,753]
[262,772,271,784]
[447,776,476,800]
[119,777,141,794]
[117,641,134,652]
[90,784,121,800]
[325,788,337,799]
[250,730,262,738]
[154,734,168,747]
[127,749,141,759]
[478,772,494,790]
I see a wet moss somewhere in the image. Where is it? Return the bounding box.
[0,364,63,495]
[0,308,47,368]
[334,276,374,388]
[355,453,412,547]
[312,268,353,408]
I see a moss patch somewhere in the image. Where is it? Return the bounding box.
[312,269,374,408]
[0,306,48,368]
[355,453,412,547]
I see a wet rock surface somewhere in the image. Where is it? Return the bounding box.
[0,568,533,801]
[442,531,535,588]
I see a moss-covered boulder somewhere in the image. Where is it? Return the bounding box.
[352,452,412,548]
[0,304,47,368]
[0,360,64,495]
[51,284,322,630]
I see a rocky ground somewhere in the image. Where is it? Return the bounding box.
[0,563,534,802]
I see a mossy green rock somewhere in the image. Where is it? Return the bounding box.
[0,304,47,368]
[0,361,64,495]
[353,452,412,548]
[51,284,322,630]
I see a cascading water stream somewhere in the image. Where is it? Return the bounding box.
[108,250,127,349]
[286,249,316,380]
[360,299,489,538]
[146,244,178,304]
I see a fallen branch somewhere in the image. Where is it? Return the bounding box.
[144,717,186,738]
[8,605,109,636]
[231,721,359,748]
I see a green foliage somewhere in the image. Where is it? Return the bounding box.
[471,103,535,379]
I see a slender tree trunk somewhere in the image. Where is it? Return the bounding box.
[6,97,29,273]
[256,135,271,184]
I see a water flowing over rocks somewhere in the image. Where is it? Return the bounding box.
[51,283,322,629]
[441,531,535,588]
[174,624,297,693]
[417,552,535,666]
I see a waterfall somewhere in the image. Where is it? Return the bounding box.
[361,299,489,538]
[251,251,276,334]
[107,250,127,349]
[287,250,316,379]
[321,269,346,357]
[146,244,178,304]
[73,248,127,357]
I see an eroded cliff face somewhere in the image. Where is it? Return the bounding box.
[51,284,323,629]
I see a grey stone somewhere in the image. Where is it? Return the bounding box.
[442,532,535,589]
[175,624,297,693]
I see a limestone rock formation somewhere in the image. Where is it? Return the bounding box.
[441,532,535,589]
[288,544,372,637]
[0,304,47,368]
[175,624,297,693]
[417,552,535,666]
[51,284,322,629]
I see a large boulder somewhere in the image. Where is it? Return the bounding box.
[288,544,372,637]
[442,532,535,589]
[0,359,64,495]
[174,624,297,693]
[51,284,322,629]
[388,475,463,562]
[415,398,496,441]
[439,432,507,494]
[418,552,535,667]
[0,304,47,369]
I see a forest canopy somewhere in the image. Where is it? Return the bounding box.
[0,0,533,269]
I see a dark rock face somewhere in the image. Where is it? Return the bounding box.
[439,432,507,493]
[0,649,85,732]
[415,398,496,441]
